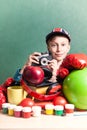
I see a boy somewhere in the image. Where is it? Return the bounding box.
[14,27,71,82]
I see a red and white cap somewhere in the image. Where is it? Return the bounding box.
[46,27,71,43]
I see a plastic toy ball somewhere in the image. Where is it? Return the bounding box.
[63,67,87,110]
[22,66,44,85]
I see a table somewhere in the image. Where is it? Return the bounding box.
[0,111,87,130]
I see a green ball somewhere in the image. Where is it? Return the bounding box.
[63,68,87,109]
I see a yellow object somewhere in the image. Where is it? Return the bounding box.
[45,104,54,115]
[7,86,28,105]
[30,86,49,94]
[8,109,14,116]
[45,109,54,115]
[8,104,16,116]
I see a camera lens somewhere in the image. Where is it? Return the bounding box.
[40,57,48,66]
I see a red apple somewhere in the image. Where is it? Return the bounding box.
[22,66,44,85]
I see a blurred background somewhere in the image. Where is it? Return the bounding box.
[0,0,87,84]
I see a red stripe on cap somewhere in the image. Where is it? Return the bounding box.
[53,28,62,32]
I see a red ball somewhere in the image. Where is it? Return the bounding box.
[53,96,68,106]
[22,66,44,85]
[19,98,34,107]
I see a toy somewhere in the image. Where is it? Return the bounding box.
[22,66,44,85]
[0,77,14,109]
[63,68,87,109]
[53,96,68,106]
[21,65,61,101]
[57,53,87,79]
[21,53,87,102]
[0,77,14,94]
[21,79,61,101]
[0,89,6,109]
[19,98,35,107]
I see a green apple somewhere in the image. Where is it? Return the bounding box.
[63,67,87,110]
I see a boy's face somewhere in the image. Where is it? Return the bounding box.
[47,36,70,61]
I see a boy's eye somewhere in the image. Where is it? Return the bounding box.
[52,45,56,46]
[51,44,56,47]
[61,43,66,46]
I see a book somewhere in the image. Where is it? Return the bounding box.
[29,86,49,95]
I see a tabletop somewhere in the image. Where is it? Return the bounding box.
[0,111,87,130]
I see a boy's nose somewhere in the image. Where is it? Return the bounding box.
[56,45,61,51]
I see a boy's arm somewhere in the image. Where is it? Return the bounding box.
[13,68,22,82]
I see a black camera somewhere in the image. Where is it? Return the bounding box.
[38,52,52,66]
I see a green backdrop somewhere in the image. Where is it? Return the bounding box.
[0,0,87,84]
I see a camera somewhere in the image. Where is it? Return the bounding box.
[38,52,52,66]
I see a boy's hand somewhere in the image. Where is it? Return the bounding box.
[47,59,59,82]
[20,52,41,74]
[47,59,61,75]
[26,52,41,66]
